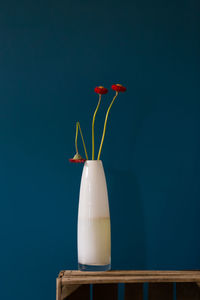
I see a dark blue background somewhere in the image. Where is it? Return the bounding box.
[0,0,200,299]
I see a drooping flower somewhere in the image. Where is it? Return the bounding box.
[69,122,88,163]
[111,84,126,93]
[94,86,108,95]
[69,152,86,163]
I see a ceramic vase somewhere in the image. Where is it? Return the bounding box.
[78,160,111,271]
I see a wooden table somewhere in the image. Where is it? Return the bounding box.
[56,270,200,300]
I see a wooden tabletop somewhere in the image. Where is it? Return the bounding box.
[58,270,200,284]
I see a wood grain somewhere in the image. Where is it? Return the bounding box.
[148,283,173,300]
[56,278,62,300]
[57,270,200,299]
[124,283,143,300]
[63,270,200,277]
[176,282,200,300]
[93,284,118,300]
[61,270,200,284]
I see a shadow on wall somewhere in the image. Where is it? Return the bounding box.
[107,168,147,269]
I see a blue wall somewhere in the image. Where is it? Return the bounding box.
[1,0,200,299]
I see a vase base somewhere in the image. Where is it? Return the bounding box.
[78,263,111,272]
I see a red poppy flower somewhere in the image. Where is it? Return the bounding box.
[111,84,126,92]
[94,86,108,95]
[69,153,86,163]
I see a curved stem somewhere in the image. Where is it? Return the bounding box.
[97,92,118,160]
[75,122,79,153]
[92,94,101,160]
[75,122,88,160]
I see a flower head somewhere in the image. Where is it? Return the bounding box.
[111,84,126,92]
[94,86,108,95]
[69,152,86,163]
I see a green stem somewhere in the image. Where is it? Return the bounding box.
[92,94,101,160]
[75,122,79,153]
[97,92,118,160]
[75,122,88,160]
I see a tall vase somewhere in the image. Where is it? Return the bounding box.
[78,160,111,271]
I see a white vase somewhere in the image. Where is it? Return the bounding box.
[78,160,111,271]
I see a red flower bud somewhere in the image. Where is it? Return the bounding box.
[111,84,126,92]
[94,86,108,95]
[69,153,86,163]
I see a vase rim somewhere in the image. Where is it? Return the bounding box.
[85,160,102,163]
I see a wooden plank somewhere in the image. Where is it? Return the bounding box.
[62,277,200,284]
[124,283,143,300]
[176,282,200,300]
[93,284,118,300]
[56,278,62,300]
[61,271,200,284]
[148,283,173,300]
[65,284,90,300]
[63,270,200,277]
